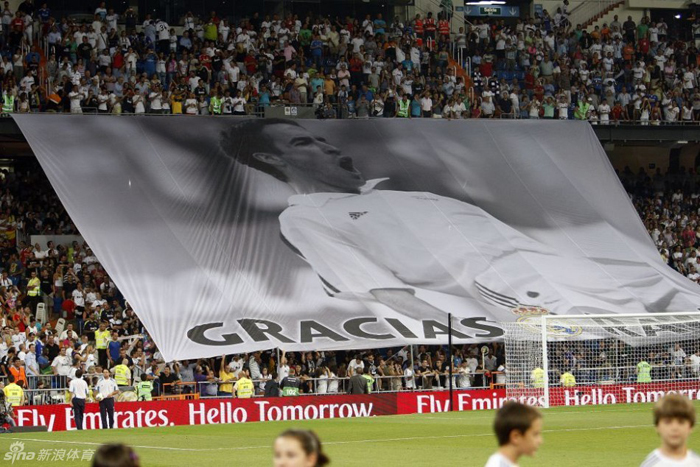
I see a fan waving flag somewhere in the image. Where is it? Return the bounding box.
[14,115,700,361]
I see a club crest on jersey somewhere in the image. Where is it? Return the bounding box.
[348,211,368,220]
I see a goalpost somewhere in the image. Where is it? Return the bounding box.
[501,312,700,408]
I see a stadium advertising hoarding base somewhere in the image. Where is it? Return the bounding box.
[14,382,700,432]
[14,391,495,432]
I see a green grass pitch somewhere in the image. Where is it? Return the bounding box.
[1,402,698,466]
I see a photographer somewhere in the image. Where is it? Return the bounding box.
[0,390,16,429]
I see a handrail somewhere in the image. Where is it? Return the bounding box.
[569,0,619,28]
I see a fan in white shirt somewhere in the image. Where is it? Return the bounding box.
[598,101,611,124]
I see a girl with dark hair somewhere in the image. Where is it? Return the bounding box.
[274,429,330,467]
[92,443,140,467]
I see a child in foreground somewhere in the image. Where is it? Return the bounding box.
[273,429,330,467]
[641,394,700,466]
[485,401,543,467]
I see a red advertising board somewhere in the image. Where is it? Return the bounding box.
[14,381,699,432]
[547,381,700,407]
[14,389,504,432]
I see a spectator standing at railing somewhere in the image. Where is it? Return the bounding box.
[264,372,280,398]
[51,345,70,378]
[24,343,38,382]
[361,368,375,394]
[347,354,363,376]
[249,352,262,381]
[278,350,290,381]
[158,365,179,394]
[218,356,235,397]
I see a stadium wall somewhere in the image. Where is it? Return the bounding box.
[14,381,698,432]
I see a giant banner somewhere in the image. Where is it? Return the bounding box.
[14,116,700,360]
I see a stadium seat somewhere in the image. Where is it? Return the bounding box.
[54,317,66,336]
[36,302,48,324]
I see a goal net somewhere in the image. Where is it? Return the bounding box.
[501,312,700,408]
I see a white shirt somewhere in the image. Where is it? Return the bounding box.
[227,358,243,376]
[277,364,289,382]
[348,359,364,374]
[149,92,162,110]
[640,449,700,467]
[72,289,85,307]
[96,377,119,399]
[496,365,506,384]
[690,354,700,373]
[60,330,79,341]
[25,352,39,375]
[327,372,339,393]
[457,366,471,388]
[484,452,518,467]
[69,377,90,400]
[232,97,246,113]
[52,354,72,376]
[280,179,677,320]
[69,91,82,112]
[156,21,170,40]
[403,368,415,388]
[317,373,328,394]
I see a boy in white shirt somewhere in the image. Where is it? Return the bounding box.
[641,394,700,467]
[485,402,543,467]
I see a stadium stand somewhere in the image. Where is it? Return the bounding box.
[0,160,697,404]
[0,2,699,407]
[0,3,696,121]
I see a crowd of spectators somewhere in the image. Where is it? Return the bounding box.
[622,165,700,280]
[0,159,699,406]
[0,1,697,121]
[460,11,700,123]
[0,1,459,116]
[0,0,699,403]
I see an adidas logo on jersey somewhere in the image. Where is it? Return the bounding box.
[349,211,368,220]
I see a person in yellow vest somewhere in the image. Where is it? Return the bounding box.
[95,321,111,368]
[3,374,25,407]
[361,371,375,394]
[26,270,41,313]
[234,370,254,399]
[135,374,154,401]
[637,352,653,383]
[397,94,410,118]
[2,89,15,114]
[113,359,132,387]
[531,367,545,388]
[560,371,576,388]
